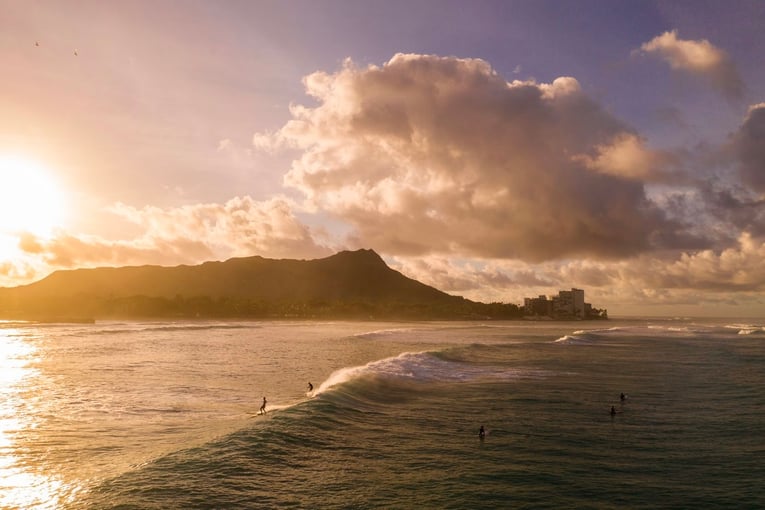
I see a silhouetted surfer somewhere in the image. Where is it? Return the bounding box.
[259,397,267,415]
[610,406,616,416]
[308,382,313,392]
[620,392,626,402]
[479,425,486,440]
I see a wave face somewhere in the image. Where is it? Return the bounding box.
[2,319,764,509]
[84,339,552,509]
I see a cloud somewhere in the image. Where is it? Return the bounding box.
[217,138,233,152]
[666,104,765,244]
[0,258,40,287]
[637,30,743,100]
[625,232,765,292]
[14,228,218,271]
[12,196,334,279]
[574,133,679,182]
[277,53,698,262]
[693,181,765,240]
[391,257,485,293]
[388,232,765,310]
[389,255,556,303]
[732,103,765,193]
[18,232,44,254]
[252,130,285,153]
[561,233,765,297]
[110,195,334,260]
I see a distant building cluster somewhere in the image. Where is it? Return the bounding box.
[523,288,607,320]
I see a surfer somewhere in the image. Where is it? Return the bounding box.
[259,397,267,415]
[610,406,616,416]
[620,392,626,401]
[479,425,486,440]
[308,382,313,392]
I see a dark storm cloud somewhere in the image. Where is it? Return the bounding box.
[733,104,765,193]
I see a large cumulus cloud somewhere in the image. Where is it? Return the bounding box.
[274,53,696,262]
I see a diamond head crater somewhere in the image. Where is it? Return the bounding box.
[0,249,606,322]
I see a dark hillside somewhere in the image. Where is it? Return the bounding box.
[0,249,521,320]
[2,249,452,302]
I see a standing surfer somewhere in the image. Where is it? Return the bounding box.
[259,397,267,415]
[308,382,313,392]
[479,425,486,440]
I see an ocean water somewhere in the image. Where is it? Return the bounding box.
[1,318,763,509]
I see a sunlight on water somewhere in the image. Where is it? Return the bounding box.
[0,328,74,509]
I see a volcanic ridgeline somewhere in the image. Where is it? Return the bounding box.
[0,249,522,321]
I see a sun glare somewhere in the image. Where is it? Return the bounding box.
[0,156,66,237]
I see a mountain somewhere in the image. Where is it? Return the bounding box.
[0,249,521,321]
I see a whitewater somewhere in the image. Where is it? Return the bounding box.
[0,318,763,508]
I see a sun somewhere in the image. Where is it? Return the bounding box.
[0,156,67,237]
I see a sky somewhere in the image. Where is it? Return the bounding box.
[1,0,764,317]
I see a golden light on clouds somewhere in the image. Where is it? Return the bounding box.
[0,157,67,258]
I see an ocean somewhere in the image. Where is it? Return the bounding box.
[1,318,763,509]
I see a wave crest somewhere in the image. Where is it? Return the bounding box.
[313,351,540,397]
[554,332,601,345]
[732,324,765,335]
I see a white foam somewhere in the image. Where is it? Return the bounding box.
[352,327,416,339]
[554,332,599,345]
[313,361,375,395]
[314,351,541,394]
[735,325,765,335]
[555,335,583,345]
